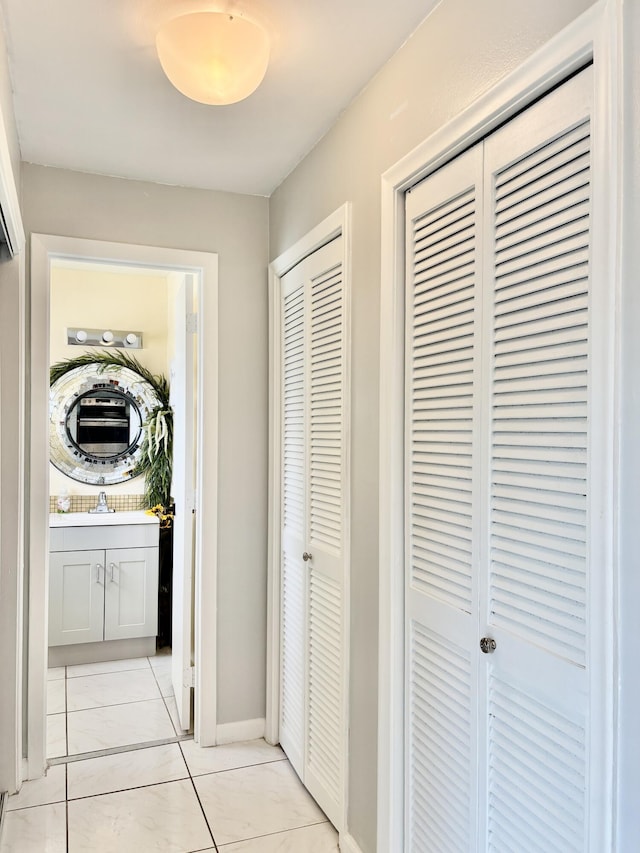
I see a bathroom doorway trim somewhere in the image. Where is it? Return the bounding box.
[27,234,219,779]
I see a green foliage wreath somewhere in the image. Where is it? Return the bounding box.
[50,350,173,510]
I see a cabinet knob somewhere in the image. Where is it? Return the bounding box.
[480,637,497,654]
[302,551,313,562]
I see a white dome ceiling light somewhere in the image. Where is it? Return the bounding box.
[156,10,270,106]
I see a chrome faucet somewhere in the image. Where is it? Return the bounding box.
[89,491,114,513]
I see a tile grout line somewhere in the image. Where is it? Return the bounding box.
[65,744,69,853]
[212,819,332,849]
[186,773,219,853]
[68,774,193,805]
[179,739,220,852]
[186,756,288,779]
[64,666,69,760]
[147,653,187,738]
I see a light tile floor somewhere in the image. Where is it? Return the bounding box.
[3,738,339,851]
[45,654,184,759]
[2,656,339,851]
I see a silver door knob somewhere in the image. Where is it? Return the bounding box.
[302,552,312,562]
[480,637,496,654]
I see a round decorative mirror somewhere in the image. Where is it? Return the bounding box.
[49,363,162,485]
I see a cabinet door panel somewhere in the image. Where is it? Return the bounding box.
[49,550,104,646]
[104,547,158,640]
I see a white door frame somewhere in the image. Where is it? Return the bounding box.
[0,78,26,797]
[265,204,352,815]
[377,2,622,850]
[27,234,219,779]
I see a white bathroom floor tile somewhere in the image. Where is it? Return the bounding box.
[148,652,172,672]
[67,778,213,853]
[67,667,161,711]
[194,760,326,846]
[218,821,339,851]
[46,713,67,759]
[67,698,175,754]
[46,677,66,715]
[68,742,188,799]
[180,738,285,777]
[0,802,66,852]
[152,667,174,697]
[47,666,65,681]
[164,694,191,735]
[67,657,151,678]
[6,764,66,811]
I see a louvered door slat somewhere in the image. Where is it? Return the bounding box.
[495,204,589,257]
[496,122,589,187]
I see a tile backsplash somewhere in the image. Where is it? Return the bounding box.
[50,494,146,514]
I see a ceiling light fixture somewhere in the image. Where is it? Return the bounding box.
[156,11,270,106]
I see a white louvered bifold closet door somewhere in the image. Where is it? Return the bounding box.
[405,67,601,853]
[279,236,347,831]
[480,68,593,852]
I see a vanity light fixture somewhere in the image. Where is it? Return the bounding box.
[156,10,270,106]
[67,328,144,349]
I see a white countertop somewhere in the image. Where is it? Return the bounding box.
[50,510,159,528]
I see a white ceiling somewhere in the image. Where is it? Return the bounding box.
[0,0,438,196]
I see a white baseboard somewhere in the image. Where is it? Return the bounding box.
[339,832,365,853]
[216,718,265,745]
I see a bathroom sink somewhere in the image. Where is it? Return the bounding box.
[50,510,159,527]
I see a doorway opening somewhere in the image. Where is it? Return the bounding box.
[46,258,192,762]
[27,235,219,782]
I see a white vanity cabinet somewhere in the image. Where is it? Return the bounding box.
[49,516,159,649]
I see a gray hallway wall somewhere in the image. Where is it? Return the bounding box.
[22,164,270,729]
[269,1,596,849]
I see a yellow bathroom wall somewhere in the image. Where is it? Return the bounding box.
[49,265,170,497]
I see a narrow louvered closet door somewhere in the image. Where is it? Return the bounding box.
[404,145,483,853]
[480,68,594,851]
[279,236,347,830]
